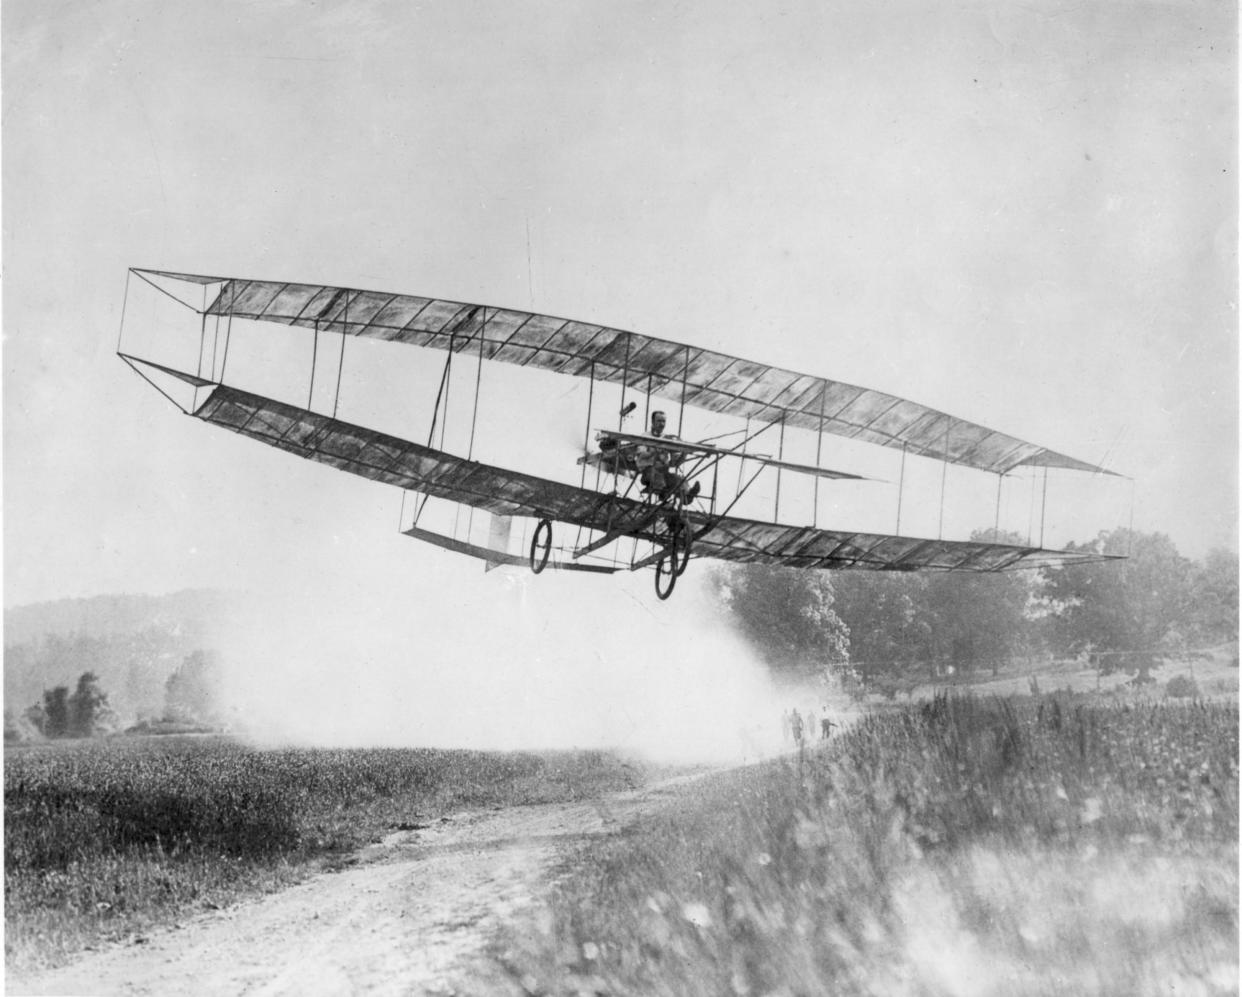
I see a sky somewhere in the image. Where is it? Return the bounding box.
[2,1,1236,750]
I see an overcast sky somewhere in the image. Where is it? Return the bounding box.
[2,1,1236,746]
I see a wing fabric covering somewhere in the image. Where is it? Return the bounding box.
[193,384,1113,573]
[170,271,1113,477]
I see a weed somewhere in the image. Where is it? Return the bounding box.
[501,696,1239,996]
[5,737,640,973]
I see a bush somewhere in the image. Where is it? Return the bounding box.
[1164,674,1201,698]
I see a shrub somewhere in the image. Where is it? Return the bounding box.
[1165,674,1201,698]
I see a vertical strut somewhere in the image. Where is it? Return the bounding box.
[1027,470,1037,546]
[938,419,951,539]
[308,320,319,410]
[813,387,826,528]
[618,333,631,431]
[896,444,907,534]
[331,290,348,419]
[415,332,456,527]
[737,417,750,493]
[677,344,690,437]
[576,361,596,552]
[195,284,209,411]
[197,301,208,380]
[1039,466,1049,548]
[219,281,235,383]
[580,362,596,489]
[774,417,786,522]
[994,472,1003,535]
[465,309,487,541]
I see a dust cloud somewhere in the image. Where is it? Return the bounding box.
[213,553,817,765]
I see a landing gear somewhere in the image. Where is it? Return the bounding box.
[668,516,692,577]
[530,518,552,574]
[653,515,692,599]
[654,554,676,600]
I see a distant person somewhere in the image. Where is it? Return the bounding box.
[637,411,700,504]
[789,709,804,750]
[820,709,836,740]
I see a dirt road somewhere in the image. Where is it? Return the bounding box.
[11,771,711,997]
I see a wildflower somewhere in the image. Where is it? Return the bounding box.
[681,902,712,929]
[582,941,599,961]
[756,852,772,867]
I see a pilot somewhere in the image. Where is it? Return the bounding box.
[637,411,700,504]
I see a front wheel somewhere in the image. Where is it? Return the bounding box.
[668,517,692,577]
[654,555,677,600]
[530,518,552,574]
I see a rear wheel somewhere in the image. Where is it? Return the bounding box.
[530,518,552,574]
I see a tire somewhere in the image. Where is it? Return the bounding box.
[530,518,552,574]
[669,517,692,577]
[654,554,677,600]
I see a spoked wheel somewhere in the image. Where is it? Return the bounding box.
[530,518,552,574]
[654,554,677,600]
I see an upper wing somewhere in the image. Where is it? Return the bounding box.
[134,269,1116,477]
[191,382,1117,574]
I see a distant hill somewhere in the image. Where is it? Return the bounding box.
[4,590,237,646]
[4,590,241,726]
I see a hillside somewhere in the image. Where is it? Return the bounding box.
[4,589,241,726]
[4,590,237,646]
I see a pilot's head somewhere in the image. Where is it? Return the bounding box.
[651,411,667,436]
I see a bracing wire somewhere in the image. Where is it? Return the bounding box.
[115,270,132,354]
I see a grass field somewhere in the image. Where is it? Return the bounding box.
[4,736,642,974]
[501,693,1239,996]
[862,642,1240,705]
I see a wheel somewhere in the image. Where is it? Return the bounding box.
[530,518,552,574]
[654,554,677,600]
[669,517,692,577]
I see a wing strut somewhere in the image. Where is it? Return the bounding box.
[414,324,456,527]
[896,444,908,535]
[575,360,596,555]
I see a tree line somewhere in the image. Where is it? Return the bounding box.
[711,528,1237,692]
[7,650,222,742]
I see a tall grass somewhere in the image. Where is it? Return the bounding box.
[5,736,638,972]
[502,694,1238,996]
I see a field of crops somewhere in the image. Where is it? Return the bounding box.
[4,736,639,973]
[503,694,1239,996]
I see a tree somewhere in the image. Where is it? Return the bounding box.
[1042,528,1194,683]
[829,572,933,686]
[829,529,1040,690]
[68,671,115,736]
[1187,547,1239,645]
[21,702,46,738]
[41,686,70,738]
[708,563,850,682]
[921,529,1041,678]
[163,650,221,723]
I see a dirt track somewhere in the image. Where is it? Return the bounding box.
[11,772,712,997]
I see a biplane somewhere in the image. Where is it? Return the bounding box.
[117,269,1123,599]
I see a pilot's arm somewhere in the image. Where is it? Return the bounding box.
[663,436,686,467]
